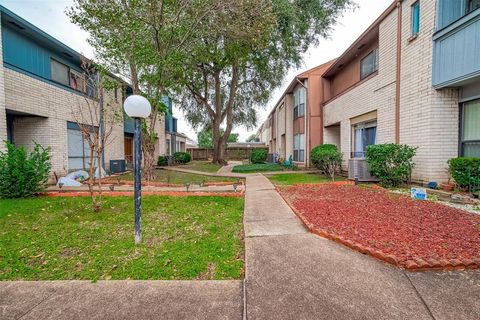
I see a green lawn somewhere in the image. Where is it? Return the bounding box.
[176,161,222,173]
[267,173,337,185]
[232,163,293,173]
[121,169,237,185]
[0,196,244,280]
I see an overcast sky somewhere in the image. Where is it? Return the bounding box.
[0,0,392,142]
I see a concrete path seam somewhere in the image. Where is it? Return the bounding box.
[16,290,58,320]
[402,271,437,320]
[242,279,248,320]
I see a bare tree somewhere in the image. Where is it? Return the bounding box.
[72,58,121,211]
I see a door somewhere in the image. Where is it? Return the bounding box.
[124,137,133,164]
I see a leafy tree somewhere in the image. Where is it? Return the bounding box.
[68,0,208,180]
[197,129,238,148]
[177,0,354,164]
[310,144,342,181]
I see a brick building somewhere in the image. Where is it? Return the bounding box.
[258,0,480,183]
[0,6,169,178]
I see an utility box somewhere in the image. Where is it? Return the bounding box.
[110,159,126,173]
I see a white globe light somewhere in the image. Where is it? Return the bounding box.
[123,95,152,119]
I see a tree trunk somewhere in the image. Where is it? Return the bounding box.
[141,140,156,181]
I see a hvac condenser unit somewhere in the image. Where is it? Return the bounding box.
[348,158,377,182]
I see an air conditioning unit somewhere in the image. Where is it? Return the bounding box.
[109,159,126,173]
[348,158,377,182]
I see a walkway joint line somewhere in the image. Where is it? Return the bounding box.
[403,271,437,320]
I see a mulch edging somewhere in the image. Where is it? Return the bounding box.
[98,179,239,187]
[277,185,480,272]
[42,191,244,198]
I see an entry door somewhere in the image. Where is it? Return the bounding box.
[124,137,133,164]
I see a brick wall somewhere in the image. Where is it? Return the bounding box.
[399,0,459,183]
[3,67,127,175]
[323,0,460,183]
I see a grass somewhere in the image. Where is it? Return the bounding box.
[176,161,222,173]
[232,163,293,173]
[267,173,335,185]
[0,196,244,280]
[121,169,237,185]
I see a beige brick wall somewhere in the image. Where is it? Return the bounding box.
[3,67,132,176]
[323,1,460,183]
[323,9,398,167]
[399,0,459,183]
[0,18,7,151]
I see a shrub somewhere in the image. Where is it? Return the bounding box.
[0,142,51,198]
[174,152,191,164]
[157,156,168,166]
[448,157,480,188]
[310,144,342,181]
[365,143,417,187]
[250,149,267,164]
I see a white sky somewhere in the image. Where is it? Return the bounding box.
[0,0,393,142]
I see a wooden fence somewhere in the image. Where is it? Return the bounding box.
[187,147,268,161]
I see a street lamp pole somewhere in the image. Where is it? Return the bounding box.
[133,117,142,244]
[123,95,152,245]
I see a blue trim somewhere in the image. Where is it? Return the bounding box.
[0,5,82,63]
[67,121,80,130]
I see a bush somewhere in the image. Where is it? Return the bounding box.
[0,142,51,198]
[365,143,417,187]
[250,149,267,164]
[448,157,480,188]
[310,144,342,181]
[174,152,191,164]
[157,156,168,166]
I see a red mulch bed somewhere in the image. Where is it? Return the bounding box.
[279,184,480,270]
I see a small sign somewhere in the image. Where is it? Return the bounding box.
[411,187,427,200]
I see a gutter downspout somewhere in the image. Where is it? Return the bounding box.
[395,0,403,144]
[296,78,308,166]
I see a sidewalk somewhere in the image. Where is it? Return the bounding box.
[243,175,480,320]
[1,175,479,319]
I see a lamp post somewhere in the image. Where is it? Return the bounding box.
[123,95,152,244]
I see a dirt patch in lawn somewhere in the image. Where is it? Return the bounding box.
[279,183,480,270]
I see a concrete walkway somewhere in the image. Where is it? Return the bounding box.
[2,175,480,319]
[244,175,480,320]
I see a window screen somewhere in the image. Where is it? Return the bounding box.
[461,99,480,157]
[360,49,379,80]
[51,59,69,86]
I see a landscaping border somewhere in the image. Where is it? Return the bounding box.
[277,184,480,272]
[98,179,241,188]
[42,190,244,197]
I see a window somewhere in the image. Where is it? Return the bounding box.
[50,58,97,98]
[166,139,171,156]
[360,49,379,80]
[67,122,98,171]
[293,86,306,119]
[411,1,420,37]
[293,134,305,162]
[51,59,69,86]
[352,120,377,158]
[460,99,480,157]
[69,69,86,92]
[114,87,118,102]
[467,0,480,14]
